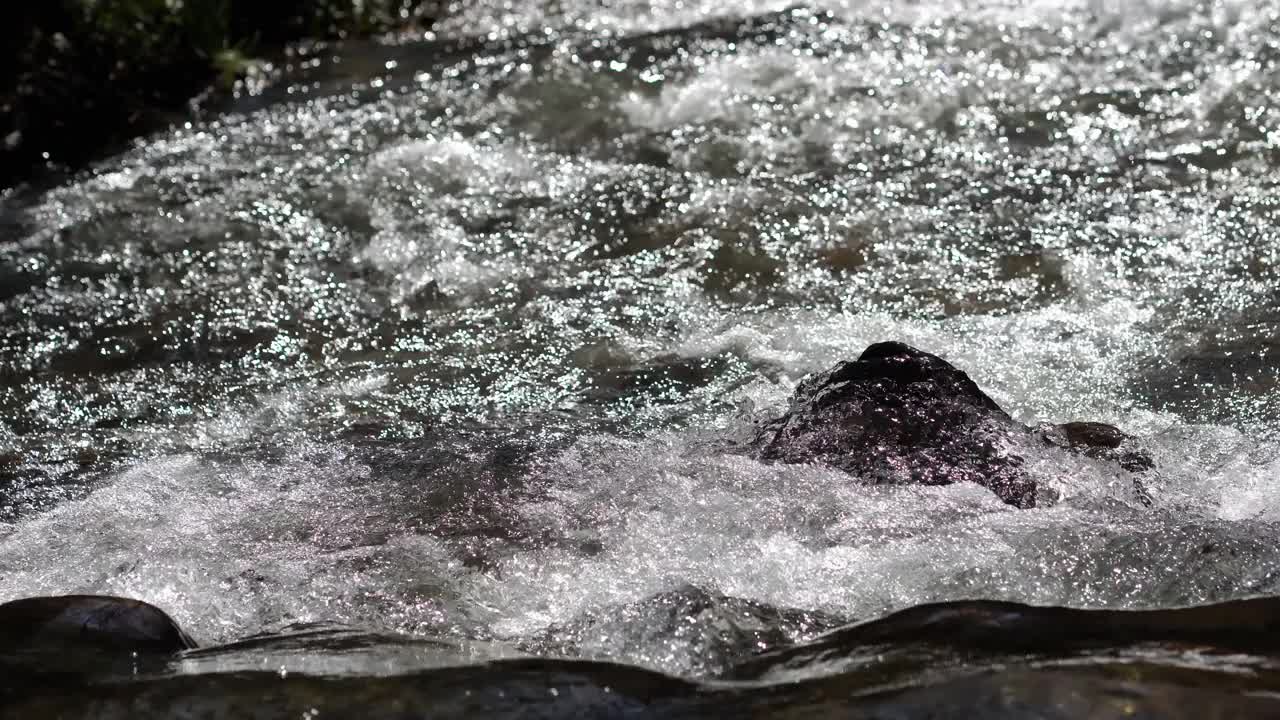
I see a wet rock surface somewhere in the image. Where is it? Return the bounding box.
[1034,420,1156,478]
[752,342,1152,507]
[0,594,195,654]
[0,595,195,692]
[6,593,1280,718]
[522,584,847,677]
[728,594,1280,683]
[11,664,1280,720]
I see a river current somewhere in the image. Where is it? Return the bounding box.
[2,0,1280,716]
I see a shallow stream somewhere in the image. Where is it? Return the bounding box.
[3,0,1280,716]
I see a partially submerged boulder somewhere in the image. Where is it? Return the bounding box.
[751,341,1151,507]
[0,594,195,692]
[4,591,1280,719]
[726,595,1280,683]
[523,584,846,677]
[1033,420,1153,473]
[0,594,195,655]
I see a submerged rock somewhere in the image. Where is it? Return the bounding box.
[726,595,1280,684]
[523,584,846,677]
[752,341,1152,507]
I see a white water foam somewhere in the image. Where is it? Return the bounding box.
[0,447,469,644]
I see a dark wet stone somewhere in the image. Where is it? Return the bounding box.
[0,594,195,654]
[8,633,1280,719]
[844,668,1280,720]
[523,584,846,677]
[1035,420,1155,473]
[5,594,1280,718]
[4,661,703,720]
[752,341,1152,507]
[0,595,196,695]
[727,595,1280,684]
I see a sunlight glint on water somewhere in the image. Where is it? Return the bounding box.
[2,0,1280,681]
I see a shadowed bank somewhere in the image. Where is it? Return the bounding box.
[1,1,441,190]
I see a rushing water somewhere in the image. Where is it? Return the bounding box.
[3,0,1280,715]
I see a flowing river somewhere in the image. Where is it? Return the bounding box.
[2,0,1280,716]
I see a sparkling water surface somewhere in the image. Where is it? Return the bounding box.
[2,0,1280,681]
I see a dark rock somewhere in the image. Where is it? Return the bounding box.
[0,594,195,655]
[1034,420,1155,473]
[0,595,196,693]
[9,612,1280,719]
[4,659,705,720]
[522,584,846,677]
[6,593,1280,719]
[726,595,1280,683]
[752,341,1152,508]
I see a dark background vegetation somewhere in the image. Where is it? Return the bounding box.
[1,1,440,190]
